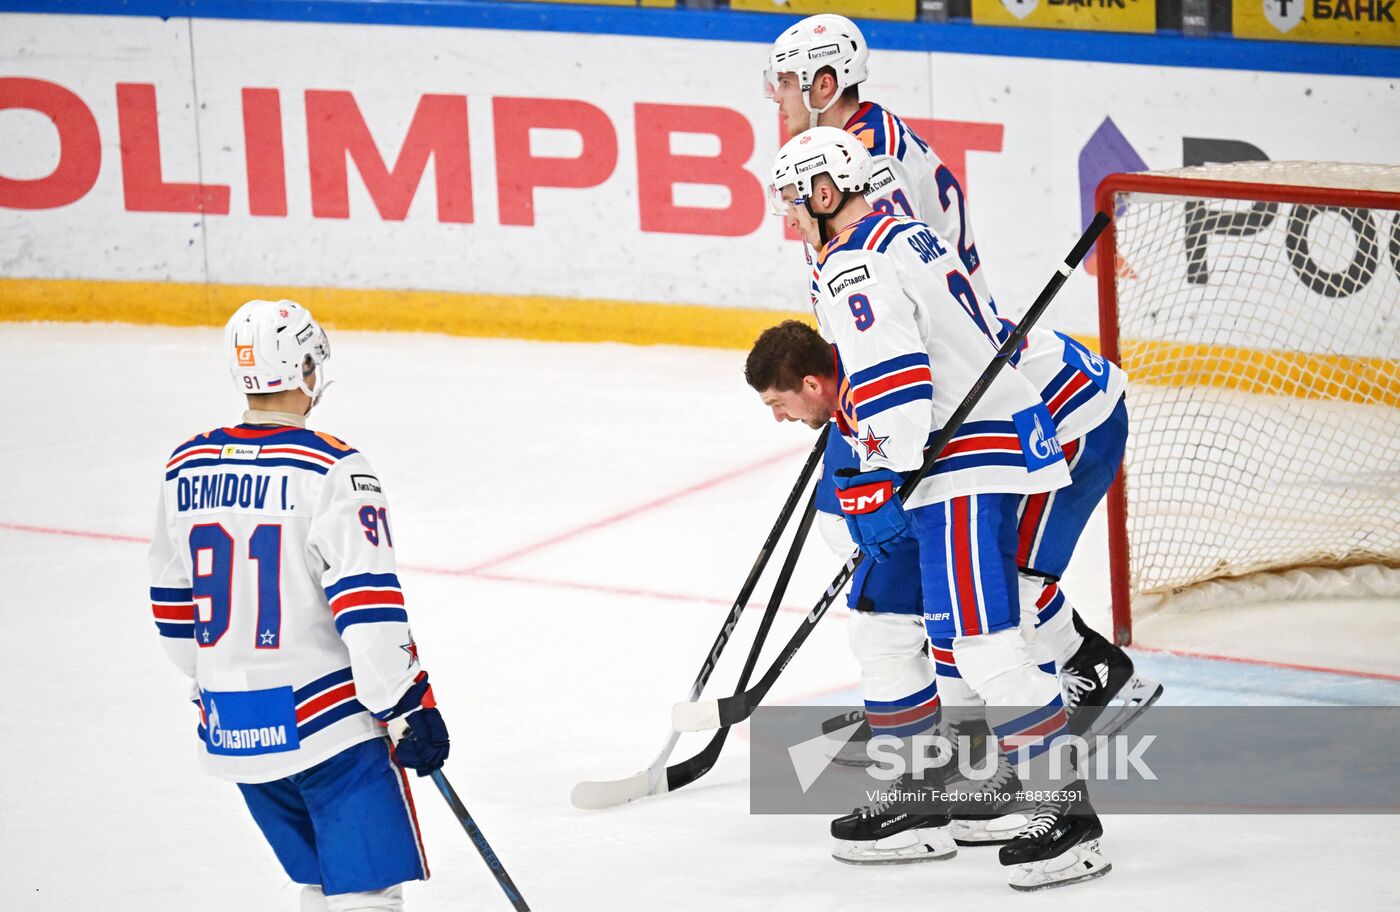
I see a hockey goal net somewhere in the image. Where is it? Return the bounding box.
[1096,162,1400,645]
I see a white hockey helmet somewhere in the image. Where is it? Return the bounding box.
[764,15,870,129]
[769,126,873,215]
[225,299,331,405]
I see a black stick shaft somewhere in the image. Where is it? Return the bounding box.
[681,431,827,701]
[431,770,531,912]
[667,489,819,789]
[712,213,1112,727]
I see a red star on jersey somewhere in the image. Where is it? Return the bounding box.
[401,641,420,669]
[860,427,889,459]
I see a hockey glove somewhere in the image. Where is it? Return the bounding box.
[381,672,450,776]
[833,467,909,562]
[394,707,450,777]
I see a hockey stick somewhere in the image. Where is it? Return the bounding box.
[430,769,532,911]
[672,212,1112,733]
[570,431,828,809]
[653,489,819,795]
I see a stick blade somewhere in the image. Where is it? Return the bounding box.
[570,769,666,809]
[672,698,722,732]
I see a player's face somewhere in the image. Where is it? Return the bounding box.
[759,378,835,429]
[781,187,822,248]
[770,71,810,139]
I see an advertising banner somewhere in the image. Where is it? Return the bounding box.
[971,0,1156,33]
[2,11,1397,344]
[1234,0,1399,46]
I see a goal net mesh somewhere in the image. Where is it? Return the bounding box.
[1102,162,1400,615]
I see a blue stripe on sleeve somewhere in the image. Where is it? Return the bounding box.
[1055,383,1101,421]
[849,352,931,387]
[298,699,368,739]
[155,622,193,638]
[324,572,402,600]
[856,384,933,421]
[150,586,193,601]
[1039,364,1079,400]
[947,419,1015,437]
[333,607,409,635]
[294,666,355,703]
[932,453,1026,474]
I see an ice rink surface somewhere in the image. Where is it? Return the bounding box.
[3,324,1398,911]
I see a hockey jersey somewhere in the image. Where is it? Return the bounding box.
[814,212,1071,509]
[148,422,426,784]
[842,101,1126,444]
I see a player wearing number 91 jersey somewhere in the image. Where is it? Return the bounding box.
[148,300,448,910]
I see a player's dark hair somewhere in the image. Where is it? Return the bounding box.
[745,320,834,392]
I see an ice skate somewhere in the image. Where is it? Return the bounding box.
[830,774,956,865]
[821,709,875,767]
[1061,622,1163,742]
[999,788,1111,891]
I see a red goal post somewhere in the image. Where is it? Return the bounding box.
[1094,163,1400,646]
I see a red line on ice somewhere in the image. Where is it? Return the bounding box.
[459,443,811,572]
[1129,644,1400,683]
[0,497,825,618]
[0,522,149,544]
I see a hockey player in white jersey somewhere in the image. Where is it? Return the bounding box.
[765,13,1160,752]
[148,300,450,911]
[768,128,1110,891]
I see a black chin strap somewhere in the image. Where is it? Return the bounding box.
[805,189,856,246]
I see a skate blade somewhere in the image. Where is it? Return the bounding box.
[828,745,875,768]
[951,812,1029,847]
[832,828,958,865]
[1007,839,1112,891]
[1092,676,1165,741]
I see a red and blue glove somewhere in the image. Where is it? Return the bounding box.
[379,672,450,777]
[834,467,910,562]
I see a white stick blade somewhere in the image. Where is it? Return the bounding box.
[672,698,722,732]
[570,770,661,810]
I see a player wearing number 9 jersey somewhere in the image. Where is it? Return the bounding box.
[768,14,1158,760]
[148,300,448,911]
[771,129,1112,890]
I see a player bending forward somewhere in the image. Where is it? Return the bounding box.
[148,300,451,911]
[768,128,1110,891]
[764,12,1160,760]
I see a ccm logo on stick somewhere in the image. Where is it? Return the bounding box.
[838,480,893,514]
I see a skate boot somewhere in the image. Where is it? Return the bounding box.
[947,740,1032,847]
[830,773,956,865]
[999,785,1111,891]
[821,709,874,767]
[1062,618,1163,742]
